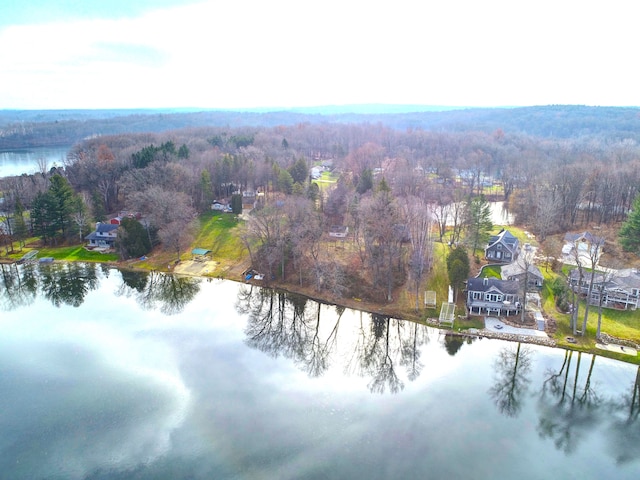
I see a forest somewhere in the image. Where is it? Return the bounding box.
[2,107,640,304]
[4,105,640,149]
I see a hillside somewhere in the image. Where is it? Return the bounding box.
[2,105,640,149]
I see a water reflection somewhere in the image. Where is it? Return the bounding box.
[238,286,340,378]
[0,264,199,314]
[443,332,475,356]
[236,285,431,394]
[532,349,640,461]
[0,263,37,310]
[607,366,640,464]
[2,272,640,478]
[40,262,99,307]
[115,270,200,315]
[489,343,533,417]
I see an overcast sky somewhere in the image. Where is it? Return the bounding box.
[1,0,638,110]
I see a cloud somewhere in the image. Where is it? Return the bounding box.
[1,0,639,108]
[0,320,190,480]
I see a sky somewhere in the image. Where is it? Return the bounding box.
[1,0,638,110]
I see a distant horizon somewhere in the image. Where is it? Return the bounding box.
[2,103,640,115]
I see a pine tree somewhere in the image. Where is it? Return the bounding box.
[446,246,470,302]
[619,193,640,254]
[48,174,76,239]
[465,195,493,255]
[13,198,29,249]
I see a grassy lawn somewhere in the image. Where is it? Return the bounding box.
[37,245,119,262]
[313,171,338,192]
[192,211,245,261]
[479,265,501,278]
[4,240,118,263]
[420,241,472,323]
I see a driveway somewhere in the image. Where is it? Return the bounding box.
[484,316,548,338]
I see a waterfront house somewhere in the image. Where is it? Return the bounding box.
[466,277,522,316]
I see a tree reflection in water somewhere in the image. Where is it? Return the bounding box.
[238,285,431,394]
[488,342,533,417]
[0,262,99,309]
[239,286,338,377]
[537,350,604,455]
[604,365,640,465]
[40,262,99,307]
[1,263,199,314]
[0,262,37,310]
[116,270,200,315]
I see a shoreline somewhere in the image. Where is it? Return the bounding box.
[4,255,639,363]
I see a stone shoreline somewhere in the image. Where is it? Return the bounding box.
[424,318,558,347]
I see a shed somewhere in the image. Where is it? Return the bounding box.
[191,248,212,262]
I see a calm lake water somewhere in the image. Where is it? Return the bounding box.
[1,264,639,480]
[0,146,71,177]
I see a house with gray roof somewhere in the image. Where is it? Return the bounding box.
[466,277,522,316]
[485,229,519,263]
[85,222,118,249]
[568,268,640,310]
[501,262,544,289]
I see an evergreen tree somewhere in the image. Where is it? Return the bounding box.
[177,143,190,159]
[31,191,56,244]
[356,168,373,194]
[13,198,29,249]
[231,194,243,215]
[307,182,320,202]
[619,193,640,254]
[117,217,152,259]
[292,182,305,196]
[277,168,294,194]
[465,195,493,254]
[199,170,213,210]
[91,191,106,222]
[289,157,309,184]
[446,246,470,302]
[48,174,76,239]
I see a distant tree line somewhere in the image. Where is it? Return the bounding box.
[4,105,640,149]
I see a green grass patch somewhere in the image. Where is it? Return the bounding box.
[479,265,501,278]
[37,245,118,262]
[192,211,245,261]
[427,242,451,301]
[455,316,485,330]
[312,171,338,192]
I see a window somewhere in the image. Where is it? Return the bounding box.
[485,293,503,303]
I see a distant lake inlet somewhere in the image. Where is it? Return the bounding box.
[0,146,71,177]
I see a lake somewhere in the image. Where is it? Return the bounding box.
[0,146,71,177]
[1,263,639,480]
